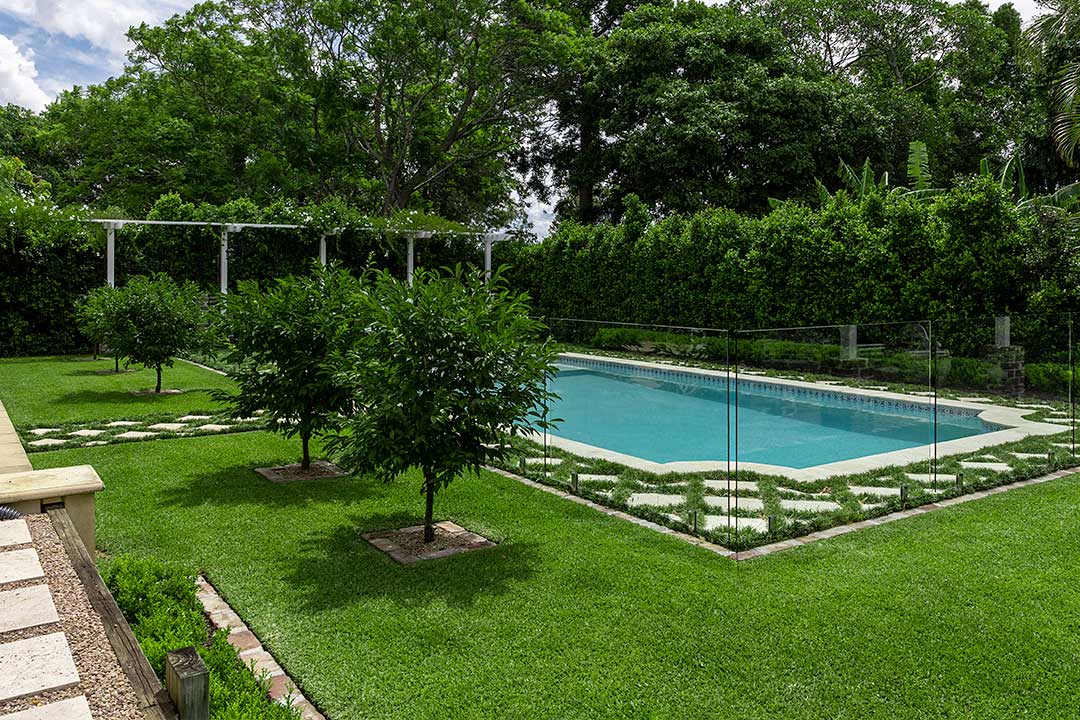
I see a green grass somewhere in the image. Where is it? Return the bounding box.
[31,432,1080,719]
[0,356,235,427]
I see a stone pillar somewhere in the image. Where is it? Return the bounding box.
[995,316,1011,349]
[841,325,858,360]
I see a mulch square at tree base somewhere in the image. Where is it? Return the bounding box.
[254,460,347,484]
[363,521,496,564]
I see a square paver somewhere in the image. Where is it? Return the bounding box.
[703,515,770,533]
[27,439,66,448]
[524,456,562,466]
[0,585,59,633]
[147,423,187,431]
[960,461,1012,473]
[627,493,684,508]
[0,549,44,584]
[195,424,231,432]
[0,633,80,702]
[114,431,157,440]
[27,429,59,436]
[905,472,957,484]
[1011,452,1048,461]
[703,495,764,511]
[847,485,902,497]
[0,520,31,548]
[957,396,991,402]
[67,429,105,438]
[178,415,213,421]
[577,473,619,483]
[780,498,841,512]
[704,479,759,492]
[2,696,92,720]
[104,421,141,427]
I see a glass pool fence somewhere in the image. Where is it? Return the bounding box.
[509,314,1077,550]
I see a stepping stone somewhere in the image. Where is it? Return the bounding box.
[105,421,141,427]
[703,495,764,511]
[1010,452,1048,461]
[816,380,844,385]
[741,370,765,375]
[84,441,108,447]
[627,493,684,508]
[196,424,231,432]
[0,521,31,548]
[0,633,79,702]
[780,498,842,512]
[147,423,187,431]
[0,586,59,633]
[67,429,105,438]
[578,473,619,483]
[1048,411,1069,417]
[114,431,157,440]
[704,480,759,492]
[1044,418,1078,425]
[905,473,957,484]
[957,397,991,403]
[907,391,935,396]
[27,429,59,436]
[238,417,260,423]
[524,457,561,466]
[960,461,1012,473]
[1052,443,1077,451]
[0,549,44,584]
[847,485,902,497]
[861,385,889,391]
[1017,403,1054,409]
[703,515,770,533]
[2,696,92,720]
[27,439,65,448]
[178,415,212,421]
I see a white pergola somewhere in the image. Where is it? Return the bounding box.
[87,219,507,291]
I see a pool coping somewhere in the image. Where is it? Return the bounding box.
[544,353,1067,481]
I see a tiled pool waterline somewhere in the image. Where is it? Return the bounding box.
[541,353,1064,481]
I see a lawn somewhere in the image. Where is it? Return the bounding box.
[0,356,235,427]
[31,431,1080,720]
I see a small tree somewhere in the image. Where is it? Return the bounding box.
[108,274,207,393]
[331,267,558,542]
[216,264,364,469]
[76,285,122,369]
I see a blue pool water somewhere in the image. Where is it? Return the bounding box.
[544,360,997,468]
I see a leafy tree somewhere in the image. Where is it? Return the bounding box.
[331,267,558,542]
[107,274,208,392]
[76,285,121,368]
[1030,0,1080,165]
[216,264,365,469]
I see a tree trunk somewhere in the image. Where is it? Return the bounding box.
[155,365,162,393]
[423,471,436,542]
[301,432,311,470]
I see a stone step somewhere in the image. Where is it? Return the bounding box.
[0,633,80,703]
[0,521,31,548]
[0,586,58,634]
[780,498,841,513]
[959,461,1012,473]
[1,696,92,720]
[704,480,759,492]
[848,485,902,497]
[703,515,769,533]
[703,495,764,511]
[905,473,958,484]
[0,549,44,585]
[627,493,683,508]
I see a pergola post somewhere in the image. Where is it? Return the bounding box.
[406,236,415,286]
[484,234,493,282]
[319,234,328,267]
[220,225,240,294]
[105,223,117,287]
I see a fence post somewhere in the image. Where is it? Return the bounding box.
[319,234,327,267]
[105,223,117,288]
[166,647,209,720]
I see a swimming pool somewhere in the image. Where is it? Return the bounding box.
[541,354,1060,479]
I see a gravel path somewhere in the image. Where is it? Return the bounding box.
[0,516,142,719]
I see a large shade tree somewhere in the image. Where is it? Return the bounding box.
[331,268,558,541]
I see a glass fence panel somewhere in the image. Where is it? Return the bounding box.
[732,322,932,550]
[526,318,733,544]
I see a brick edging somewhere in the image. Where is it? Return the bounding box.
[486,465,1080,562]
[195,575,326,719]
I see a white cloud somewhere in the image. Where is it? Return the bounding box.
[0,0,192,59]
[0,32,50,110]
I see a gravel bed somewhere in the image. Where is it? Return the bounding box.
[0,515,143,719]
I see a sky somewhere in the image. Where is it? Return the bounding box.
[0,0,1047,235]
